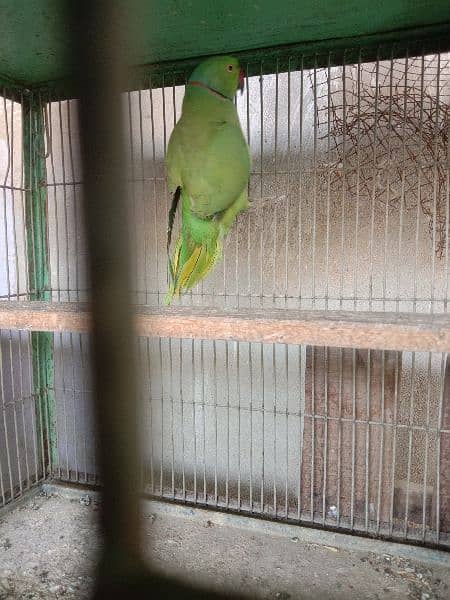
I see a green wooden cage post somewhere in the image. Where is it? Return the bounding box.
[22,93,58,477]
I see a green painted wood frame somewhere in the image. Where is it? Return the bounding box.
[23,93,58,476]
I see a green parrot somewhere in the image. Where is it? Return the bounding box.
[165,55,251,304]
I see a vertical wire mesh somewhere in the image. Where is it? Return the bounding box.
[0,90,42,506]
[0,44,448,548]
[125,47,447,547]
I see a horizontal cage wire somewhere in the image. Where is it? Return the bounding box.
[0,43,449,549]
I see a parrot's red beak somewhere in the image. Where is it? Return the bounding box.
[238,67,245,94]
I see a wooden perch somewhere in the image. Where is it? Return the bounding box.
[0,300,449,352]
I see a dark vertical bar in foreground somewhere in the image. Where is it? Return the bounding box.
[69,1,144,589]
[69,2,235,597]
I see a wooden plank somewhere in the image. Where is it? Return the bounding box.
[0,301,93,334]
[0,301,450,352]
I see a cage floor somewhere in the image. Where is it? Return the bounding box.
[0,486,449,599]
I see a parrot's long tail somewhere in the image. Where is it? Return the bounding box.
[165,192,222,305]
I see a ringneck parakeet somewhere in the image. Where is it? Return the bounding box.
[165,55,251,304]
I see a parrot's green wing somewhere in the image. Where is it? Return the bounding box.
[165,60,250,304]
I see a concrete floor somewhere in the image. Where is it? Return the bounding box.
[0,485,449,599]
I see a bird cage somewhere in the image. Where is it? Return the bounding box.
[1,3,450,588]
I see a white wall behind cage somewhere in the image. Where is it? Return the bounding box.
[0,48,449,547]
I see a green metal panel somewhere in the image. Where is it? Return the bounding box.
[1,1,450,86]
[22,94,57,474]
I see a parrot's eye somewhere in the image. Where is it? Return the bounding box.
[227,65,234,72]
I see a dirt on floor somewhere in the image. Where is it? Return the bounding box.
[0,487,449,599]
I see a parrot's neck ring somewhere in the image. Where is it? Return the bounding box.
[188,80,232,101]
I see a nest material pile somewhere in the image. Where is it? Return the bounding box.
[314,55,450,257]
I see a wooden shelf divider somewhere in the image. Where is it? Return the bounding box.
[0,300,449,352]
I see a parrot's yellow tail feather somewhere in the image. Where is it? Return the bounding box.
[165,238,182,305]
[192,238,222,285]
[166,235,223,303]
[178,246,203,290]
